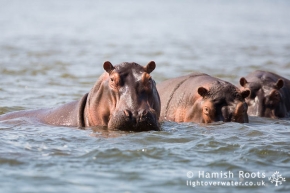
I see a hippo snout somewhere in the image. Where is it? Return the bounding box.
[108,109,160,131]
[124,109,150,123]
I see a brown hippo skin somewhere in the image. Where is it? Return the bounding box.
[239,70,290,118]
[157,73,250,123]
[0,61,161,131]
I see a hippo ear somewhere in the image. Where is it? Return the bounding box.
[239,77,248,87]
[241,89,250,99]
[276,79,284,89]
[198,87,209,98]
[145,61,156,74]
[103,61,115,74]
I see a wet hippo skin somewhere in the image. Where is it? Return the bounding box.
[157,73,250,123]
[0,61,161,131]
[239,70,290,118]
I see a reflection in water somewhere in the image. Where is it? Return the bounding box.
[88,126,129,138]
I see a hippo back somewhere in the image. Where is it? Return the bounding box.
[0,61,161,131]
[157,73,207,121]
[240,70,290,118]
[157,73,250,123]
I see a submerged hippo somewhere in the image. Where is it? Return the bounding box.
[0,61,161,131]
[239,70,290,118]
[157,73,250,123]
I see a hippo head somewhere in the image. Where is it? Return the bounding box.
[189,81,250,123]
[85,61,160,131]
[239,77,286,118]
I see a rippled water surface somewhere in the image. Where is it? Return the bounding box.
[1,0,290,192]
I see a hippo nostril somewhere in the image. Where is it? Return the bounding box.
[124,109,132,117]
[138,110,149,121]
[139,109,148,117]
[123,110,137,124]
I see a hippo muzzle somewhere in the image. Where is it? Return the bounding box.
[108,108,159,131]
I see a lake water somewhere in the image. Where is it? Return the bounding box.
[1,0,290,192]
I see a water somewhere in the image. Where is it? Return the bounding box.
[1,0,290,192]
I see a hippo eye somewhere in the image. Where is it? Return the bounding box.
[147,77,152,84]
[145,77,152,87]
[242,108,246,113]
[203,107,210,115]
[110,78,114,82]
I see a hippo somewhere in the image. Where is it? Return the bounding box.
[0,61,161,131]
[157,73,250,123]
[239,70,290,118]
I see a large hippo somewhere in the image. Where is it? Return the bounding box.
[157,73,250,123]
[0,61,161,131]
[239,70,290,118]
